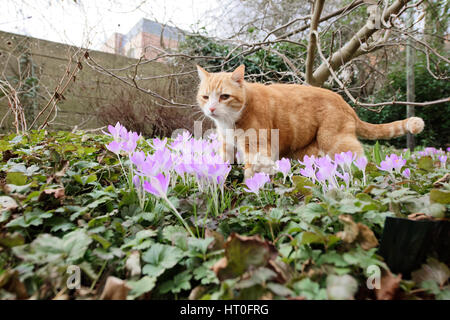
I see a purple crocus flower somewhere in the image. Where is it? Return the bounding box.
[143,173,170,198]
[335,151,355,169]
[130,151,146,169]
[106,141,121,154]
[425,147,437,156]
[378,157,394,173]
[378,154,405,173]
[299,165,316,181]
[391,154,406,173]
[402,168,410,179]
[300,155,316,168]
[438,155,447,164]
[275,158,291,182]
[151,137,167,150]
[121,138,137,153]
[447,147,450,153]
[243,172,270,194]
[355,156,368,172]
[106,122,124,140]
[354,156,368,185]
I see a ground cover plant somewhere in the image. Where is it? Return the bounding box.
[0,124,449,300]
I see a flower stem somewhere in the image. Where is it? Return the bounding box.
[163,195,195,237]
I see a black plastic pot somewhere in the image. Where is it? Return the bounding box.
[378,216,450,277]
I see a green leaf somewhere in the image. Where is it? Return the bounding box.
[91,234,111,250]
[293,278,327,300]
[142,243,184,278]
[62,229,93,263]
[300,232,324,245]
[159,270,192,294]
[373,141,383,166]
[417,156,434,171]
[291,176,316,196]
[430,189,450,205]
[6,172,27,186]
[127,276,156,300]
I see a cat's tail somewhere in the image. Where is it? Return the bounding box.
[355,117,425,140]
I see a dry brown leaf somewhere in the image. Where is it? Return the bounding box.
[0,270,28,299]
[55,160,70,177]
[337,215,359,243]
[188,285,207,300]
[375,269,402,300]
[100,276,130,300]
[356,223,379,250]
[125,251,141,277]
[408,212,434,221]
[0,196,18,213]
[268,259,293,283]
[212,233,279,281]
[211,257,228,276]
[205,229,225,251]
[337,215,378,250]
[433,173,450,188]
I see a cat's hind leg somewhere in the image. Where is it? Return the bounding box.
[317,127,364,158]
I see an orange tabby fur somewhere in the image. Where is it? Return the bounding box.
[196,65,424,177]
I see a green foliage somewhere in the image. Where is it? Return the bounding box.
[180,34,306,83]
[357,53,450,148]
[0,131,448,300]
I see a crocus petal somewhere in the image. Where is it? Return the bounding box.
[106,141,121,154]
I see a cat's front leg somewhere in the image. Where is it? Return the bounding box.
[219,140,235,164]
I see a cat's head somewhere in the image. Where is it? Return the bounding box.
[196,65,246,124]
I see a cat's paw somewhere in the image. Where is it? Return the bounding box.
[252,154,276,175]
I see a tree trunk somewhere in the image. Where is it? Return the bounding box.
[406,8,415,151]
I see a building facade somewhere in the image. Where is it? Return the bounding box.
[101,18,183,60]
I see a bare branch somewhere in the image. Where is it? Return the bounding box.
[305,0,325,85]
[313,0,412,86]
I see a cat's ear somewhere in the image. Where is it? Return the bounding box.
[231,65,245,84]
[196,65,209,82]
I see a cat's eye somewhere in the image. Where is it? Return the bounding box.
[220,94,230,100]
[202,95,209,100]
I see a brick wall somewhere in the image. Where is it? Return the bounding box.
[0,30,193,133]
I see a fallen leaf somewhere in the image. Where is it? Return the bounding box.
[337,215,378,250]
[0,270,28,299]
[326,274,359,300]
[411,257,450,287]
[204,229,225,251]
[337,215,359,243]
[55,160,70,177]
[375,269,402,300]
[126,251,141,277]
[100,276,130,300]
[356,223,379,250]
[188,285,207,300]
[268,259,293,283]
[212,233,278,281]
[408,212,434,221]
[0,196,18,213]
[433,173,450,188]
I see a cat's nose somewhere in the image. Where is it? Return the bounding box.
[209,107,216,113]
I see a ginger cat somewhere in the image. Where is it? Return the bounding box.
[196,65,424,178]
